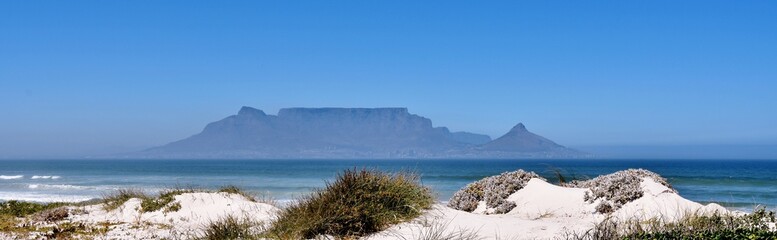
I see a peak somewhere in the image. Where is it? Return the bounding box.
[238,106,266,116]
[510,123,527,132]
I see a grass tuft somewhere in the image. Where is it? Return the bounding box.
[267,169,434,239]
[140,188,193,212]
[0,200,69,218]
[397,219,484,240]
[218,185,257,202]
[568,207,777,239]
[102,188,193,213]
[0,213,20,232]
[201,215,263,240]
[101,189,148,211]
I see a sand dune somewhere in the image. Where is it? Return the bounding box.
[1,171,740,239]
[368,177,728,240]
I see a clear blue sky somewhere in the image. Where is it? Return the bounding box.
[1,1,776,157]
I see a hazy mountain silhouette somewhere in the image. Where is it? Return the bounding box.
[480,123,566,152]
[136,107,584,158]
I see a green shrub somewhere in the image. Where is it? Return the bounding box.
[267,169,434,239]
[0,200,68,217]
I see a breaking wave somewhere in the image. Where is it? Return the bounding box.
[0,192,96,203]
[31,175,61,179]
[0,175,24,180]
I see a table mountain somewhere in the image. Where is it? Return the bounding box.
[137,107,584,158]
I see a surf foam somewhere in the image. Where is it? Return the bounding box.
[31,175,61,179]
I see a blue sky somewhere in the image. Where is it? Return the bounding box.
[1,1,776,157]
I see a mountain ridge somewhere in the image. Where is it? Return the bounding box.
[136,107,585,159]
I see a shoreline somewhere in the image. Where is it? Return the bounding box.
[2,168,775,239]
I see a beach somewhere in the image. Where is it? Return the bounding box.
[2,167,774,239]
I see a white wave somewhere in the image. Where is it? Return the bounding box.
[31,175,61,179]
[0,175,24,180]
[0,192,96,203]
[30,184,90,190]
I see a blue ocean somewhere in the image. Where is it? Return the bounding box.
[1,159,775,211]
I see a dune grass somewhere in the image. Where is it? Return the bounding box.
[0,201,79,236]
[567,207,777,240]
[218,185,258,202]
[101,188,149,211]
[140,188,194,212]
[0,200,69,218]
[101,188,196,213]
[267,169,434,239]
[200,215,265,240]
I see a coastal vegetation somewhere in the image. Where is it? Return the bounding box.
[266,169,434,239]
[447,169,545,213]
[102,186,259,213]
[2,169,776,239]
[569,207,777,240]
[564,169,674,214]
[101,188,148,211]
[201,215,264,240]
[0,200,69,218]
[218,185,258,202]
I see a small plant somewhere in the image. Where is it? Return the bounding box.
[448,169,545,214]
[140,189,193,212]
[0,214,19,232]
[32,206,69,222]
[102,189,148,211]
[267,169,434,239]
[201,215,262,240]
[396,219,484,240]
[164,202,182,213]
[218,185,256,202]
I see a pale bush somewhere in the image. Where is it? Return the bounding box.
[565,169,673,213]
[448,170,544,214]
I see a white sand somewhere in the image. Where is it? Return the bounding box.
[613,178,728,222]
[369,177,729,240]
[66,192,278,239]
[2,177,737,239]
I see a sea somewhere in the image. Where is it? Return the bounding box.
[1,159,775,211]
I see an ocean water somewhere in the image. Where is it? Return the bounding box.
[1,159,775,211]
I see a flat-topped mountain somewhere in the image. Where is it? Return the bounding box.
[138,107,584,158]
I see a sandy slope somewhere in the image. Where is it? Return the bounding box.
[1,177,732,239]
[65,192,278,239]
[368,177,728,240]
